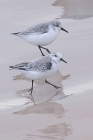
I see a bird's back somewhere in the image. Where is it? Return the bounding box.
[18,22,51,35]
[10,56,53,72]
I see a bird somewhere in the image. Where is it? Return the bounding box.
[12,21,69,56]
[9,52,67,104]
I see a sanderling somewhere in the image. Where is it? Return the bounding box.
[12,21,68,56]
[9,52,67,104]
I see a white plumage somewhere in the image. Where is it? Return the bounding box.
[12,21,68,55]
[10,52,67,80]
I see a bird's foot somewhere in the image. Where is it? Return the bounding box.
[54,86,61,89]
[46,49,51,54]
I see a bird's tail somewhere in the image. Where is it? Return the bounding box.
[9,65,25,70]
[11,32,20,35]
[9,66,14,70]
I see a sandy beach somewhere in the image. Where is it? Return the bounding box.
[0,0,93,139]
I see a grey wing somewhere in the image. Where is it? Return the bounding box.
[27,56,52,72]
[11,56,52,72]
[20,22,50,35]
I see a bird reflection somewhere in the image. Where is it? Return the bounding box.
[14,101,72,139]
[13,71,70,104]
[14,101,65,116]
[25,122,72,140]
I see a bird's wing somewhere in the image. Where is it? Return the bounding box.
[27,56,52,72]
[10,56,52,72]
[19,22,50,35]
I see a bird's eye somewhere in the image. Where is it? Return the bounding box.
[56,24,59,27]
[55,55,57,57]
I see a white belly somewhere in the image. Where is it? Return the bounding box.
[21,65,59,80]
[20,27,60,46]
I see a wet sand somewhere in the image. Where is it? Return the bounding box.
[53,0,93,19]
[0,0,93,139]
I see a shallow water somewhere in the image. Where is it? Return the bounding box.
[0,0,93,139]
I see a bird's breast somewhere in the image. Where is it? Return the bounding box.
[19,27,60,46]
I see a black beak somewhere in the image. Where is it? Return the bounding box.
[60,58,67,63]
[61,27,69,33]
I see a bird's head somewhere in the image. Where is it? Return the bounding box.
[52,21,69,33]
[50,52,67,63]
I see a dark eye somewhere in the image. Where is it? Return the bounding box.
[56,25,59,27]
[55,55,57,57]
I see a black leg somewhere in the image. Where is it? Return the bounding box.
[45,79,61,89]
[30,80,34,95]
[40,46,51,54]
[28,80,34,95]
[28,80,35,105]
[28,88,31,92]
[38,46,45,56]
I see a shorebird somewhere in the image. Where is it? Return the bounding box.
[12,21,68,56]
[9,52,67,104]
